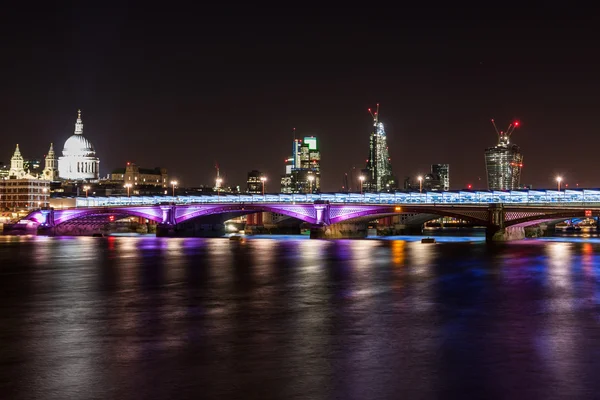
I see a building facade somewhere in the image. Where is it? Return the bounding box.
[0,162,8,180]
[363,105,396,192]
[9,144,26,179]
[485,122,523,190]
[281,135,320,194]
[246,170,264,194]
[58,110,100,181]
[423,164,450,191]
[41,143,59,181]
[0,179,50,211]
[110,162,168,187]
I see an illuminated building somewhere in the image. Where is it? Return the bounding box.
[110,162,168,187]
[0,178,50,211]
[9,144,26,179]
[41,143,59,181]
[280,134,320,193]
[0,162,8,180]
[423,164,450,191]
[484,119,523,190]
[58,110,100,181]
[246,170,265,194]
[24,159,41,174]
[363,104,396,192]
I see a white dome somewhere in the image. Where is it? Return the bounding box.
[62,134,96,157]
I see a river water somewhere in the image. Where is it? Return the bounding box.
[1,234,600,399]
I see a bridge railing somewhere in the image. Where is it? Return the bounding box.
[68,189,600,207]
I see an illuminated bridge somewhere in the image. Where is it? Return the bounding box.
[17,189,600,241]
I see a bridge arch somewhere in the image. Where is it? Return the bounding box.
[328,205,491,226]
[174,204,317,225]
[505,209,600,228]
[25,206,165,227]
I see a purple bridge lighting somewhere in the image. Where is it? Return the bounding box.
[17,201,600,241]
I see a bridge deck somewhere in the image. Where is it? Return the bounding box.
[69,189,600,207]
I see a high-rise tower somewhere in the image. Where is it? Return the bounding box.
[280,131,321,194]
[364,104,395,192]
[484,119,523,190]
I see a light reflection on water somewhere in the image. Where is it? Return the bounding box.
[1,235,600,399]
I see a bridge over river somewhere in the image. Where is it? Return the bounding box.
[13,189,600,241]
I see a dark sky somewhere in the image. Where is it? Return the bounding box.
[1,4,597,191]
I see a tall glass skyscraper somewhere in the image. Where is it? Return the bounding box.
[364,104,396,192]
[281,135,320,194]
[484,120,523,190]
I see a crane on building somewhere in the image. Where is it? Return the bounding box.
[491,119,520,138]
[368,103,380,125]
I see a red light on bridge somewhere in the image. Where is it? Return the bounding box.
[585,210,592,217]
[109,215,115,222]
[467,184,472,189]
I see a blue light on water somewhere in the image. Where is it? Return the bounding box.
[371,235,486,243]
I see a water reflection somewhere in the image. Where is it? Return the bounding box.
[1,236,600,399]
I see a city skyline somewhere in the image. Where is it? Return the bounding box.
[1,6,597,190]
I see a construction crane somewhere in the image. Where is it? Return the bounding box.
[368,103,380,125]
[491,118,520,138]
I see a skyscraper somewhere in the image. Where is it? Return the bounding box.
[364,104,396,192]
[246,170,264,194]
[424,164,450,191]
[484,119,523,190]
[280,134,320,193]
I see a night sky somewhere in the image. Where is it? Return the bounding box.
[1,4,597,191]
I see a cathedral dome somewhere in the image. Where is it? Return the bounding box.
[62,134,95,157]
[58,110,100,181]
[61,109,96,157]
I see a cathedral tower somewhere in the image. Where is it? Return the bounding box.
[9,144,25,179]
[42,143,59,181]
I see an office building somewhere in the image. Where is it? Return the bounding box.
[0,178,50,211]
[280,135,320,193]
[0,162,8,180]
[110,162,168,187]
[485,120,523,190]
[423,164,450,191]
[247,170,265,194]
[363,104,396,192]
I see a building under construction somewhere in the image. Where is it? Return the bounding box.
[362,104,396,192]
[484,119,523,190]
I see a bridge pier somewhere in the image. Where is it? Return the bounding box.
[310,223,368,239]
[486,226,525,242]
[37,225,56,236]
[156,222,226,237]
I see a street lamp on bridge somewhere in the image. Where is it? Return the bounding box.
[124,183,132,197]
[556,176,562,192]
[83,185,90,198]
[418,176,423,193]
[216,177,223,198]
[170,180,178,203]
[359,175,365,195]
[260,176,267,196]
[307,174,315,194]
